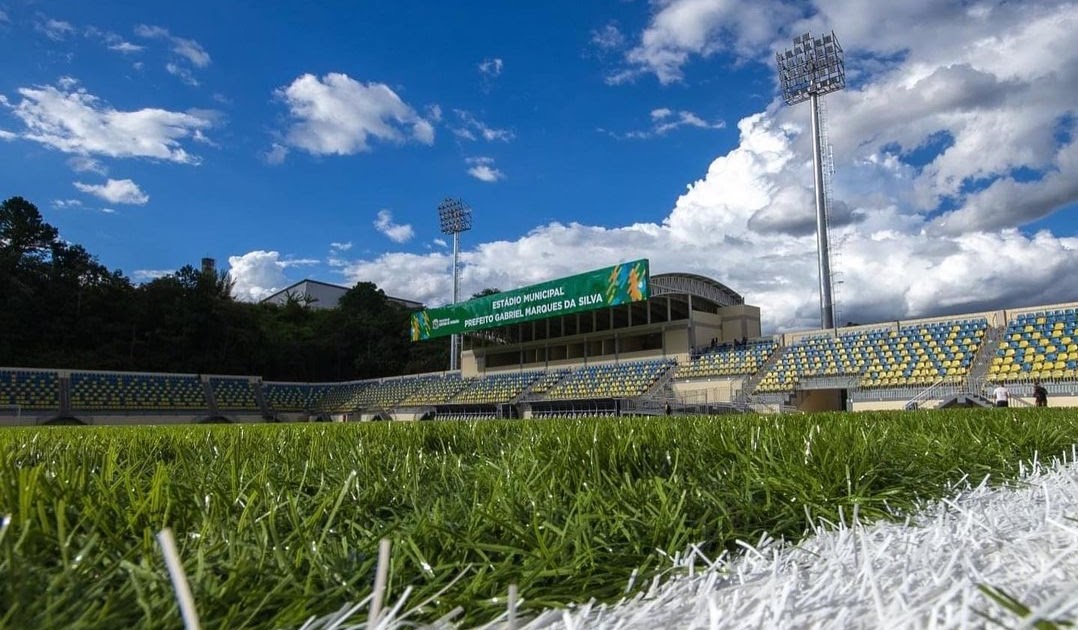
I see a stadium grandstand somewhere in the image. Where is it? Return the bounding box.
[2,260,1076,425]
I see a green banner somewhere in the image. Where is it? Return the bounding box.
[410,259,650,341]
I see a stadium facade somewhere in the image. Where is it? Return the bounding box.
[2,260,1077,425]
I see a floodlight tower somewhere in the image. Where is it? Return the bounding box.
[437,197,472,371]
[777,31,846,330]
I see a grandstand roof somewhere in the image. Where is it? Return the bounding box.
[651,273,743,307]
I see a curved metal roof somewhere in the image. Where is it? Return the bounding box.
[650,272,743,306]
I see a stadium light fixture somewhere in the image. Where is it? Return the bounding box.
[776,31,845,330]
[438,197,473,371]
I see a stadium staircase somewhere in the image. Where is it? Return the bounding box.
[967,323,1006,389]
[633,361,679,415]
[253,384,272,420]
[517,377,554,403]
[905,325,1004,409]
[936,391,994,408]
[202,378,219,417]
[932,324,1006,409]
[741,348,784,403]
[58,373,72,418]
[904,377,988,409]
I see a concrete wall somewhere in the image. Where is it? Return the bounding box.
[0,412,268,426]
[797,389,844,412]
[664,327,690,357]
[1039,395,1078,408]
[461,351,479,377]
[850,400,908,412]
[692,312,723,349]
[850,395,1078,412]
[717,304,762,341]
[674,378,742,404]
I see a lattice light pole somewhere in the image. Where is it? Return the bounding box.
[777,31,845,330]
[438,198,472,371]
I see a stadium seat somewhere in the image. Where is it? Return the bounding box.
[0,369,60,410]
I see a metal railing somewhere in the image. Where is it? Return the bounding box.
[904,377,950,410]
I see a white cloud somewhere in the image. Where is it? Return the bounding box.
[341,251,459,306]
[591,23,626,52]
[276,73,434,157]
[466,156,505,182]
[3,80,214,162]
[227,250,291,301]
[283,258,320,268]
[74,178,149,205]
[170,36,210,68]
[608,1,1078,223]
[67,156,107,175]
[134,24,211,67]
[166,63,199,87]
[614,108,726,139]
[108,41,143,54]
[53,199,83,209]
[327,241,353,267]
[373,209,415,243]
[134,24,210,86]
[263,143,288,165]
[340,0,1078,335]
[316,2,1078,330]
[790,1,1078,235]
[478,57,503,78]
[453,110,513,142]
[615,0,800,84]
[85,26,144,54]
[0,129,15,141]
[426,104,443,123]
[133,269,173,282]
[432,238,448,248]
[37,18,75,41]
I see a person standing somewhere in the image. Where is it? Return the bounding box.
[993,383,1010,408]
[1033,380,1048,407]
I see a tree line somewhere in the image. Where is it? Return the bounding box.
[0,196,450,381]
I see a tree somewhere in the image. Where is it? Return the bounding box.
[0,196,59,274]
[332,282,411,378]
[0,196,449,380]
[39,241,134,366]
[0,197,62,363]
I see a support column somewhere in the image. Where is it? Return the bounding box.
[810,92,835,330]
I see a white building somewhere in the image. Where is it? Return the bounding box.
[260,279,423,311]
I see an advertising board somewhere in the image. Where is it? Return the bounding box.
[410,259,650,341]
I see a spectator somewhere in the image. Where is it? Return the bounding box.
[1033,381,1048,407]
[993,383,1010,408]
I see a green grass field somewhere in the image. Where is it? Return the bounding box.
[1,409,1076,629]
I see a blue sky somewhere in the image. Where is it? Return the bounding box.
[2,1,1076,331]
